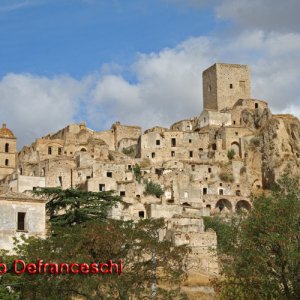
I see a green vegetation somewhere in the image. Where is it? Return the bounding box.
[249,136,260,147]
[132,164,142,183]
[205,175,300,299]
[122,146,135,157]
[1,187,188,300]
[219,172,234,183]
[227,149,235,160]
[144,181,164,198]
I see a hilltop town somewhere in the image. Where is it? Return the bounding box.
[1,63,300,281]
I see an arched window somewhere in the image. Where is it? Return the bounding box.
[5,159,9,166]
[5,143,9,153]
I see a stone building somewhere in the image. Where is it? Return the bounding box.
[1,62,300,281]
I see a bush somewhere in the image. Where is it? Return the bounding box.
[227,149,235,160]
[219,172,234,183]
[144,181,164,198]
[250,136,260,147]
[133,164,142,183]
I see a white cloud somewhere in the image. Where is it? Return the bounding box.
[0,0,46,12]
[0,74,88,148]
[216,0,300,33]
[1,31,300,148]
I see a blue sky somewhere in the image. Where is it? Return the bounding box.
[0,0,300,147]
[0,0,217,78]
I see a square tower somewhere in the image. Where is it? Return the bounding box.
[203,63,251,111]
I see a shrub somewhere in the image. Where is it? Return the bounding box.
[250,137,260,147]
[219,172,234,183]
[144,181,164,198]
[227,149,235,160]
[133,164,142,183]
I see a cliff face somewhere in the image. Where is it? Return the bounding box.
[251,114,300,188]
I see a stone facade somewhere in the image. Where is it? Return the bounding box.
[1,62,300,280]
[0,191,46,251]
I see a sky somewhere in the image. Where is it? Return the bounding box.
[0,0,300,147]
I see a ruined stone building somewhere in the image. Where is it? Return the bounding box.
[1,63,300,278]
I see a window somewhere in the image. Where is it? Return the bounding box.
[220,183,223,187]
[156,140,160,146]
[203,188,207,195]
[81,148,87,152]
[219,189,224,195]
[171,138,176,147]
[120,191,126,197]
[48,147,52,155]
[17,212,26,231]
[5,159,9,166]
[187,125,191,130]
[139,211,145,218]
[255,103,258,109]
[151,152,155,158]
[32,187,37,191]
[5,143,9,153]
[235,132,238,136]
[19,168,23,175]
[189,151,193,158]
[212,143,217,150]
[233,121,236,125]
[106,172,112,178]
[239,81,245,89]
[191,165,195,171]
[236,190,241,196]
[58,147,62,155]
[86,176,91,180]
[99,184,105,192]
[230,84,233,89]
[128,165,132,170]
[171,151,175,157]
[58,176,63,186]
[208,167,211,173]
[189,139,192,143]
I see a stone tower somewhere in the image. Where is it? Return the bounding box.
[0,123,17,180]
[203,63,251,112]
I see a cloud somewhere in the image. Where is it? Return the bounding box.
[216,0,300,33]
[0,74,88,148]
[1,31,300,148]
[0,0,46,12]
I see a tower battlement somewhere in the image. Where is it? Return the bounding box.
[203,63,251,112]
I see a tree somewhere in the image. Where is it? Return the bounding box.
[205,175,300,299]
[7,188,188,299]
[144,181,164,198]
[13,218,188,300]
[31,187,121,226]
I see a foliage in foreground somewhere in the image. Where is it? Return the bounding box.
[2,188,188,300]
[205,175,300,300]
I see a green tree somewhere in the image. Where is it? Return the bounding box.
[7,188,188,299]
[32,187,121,226]
[205,175,300,299]
[144,181,164,198]
[13,218,188,300]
